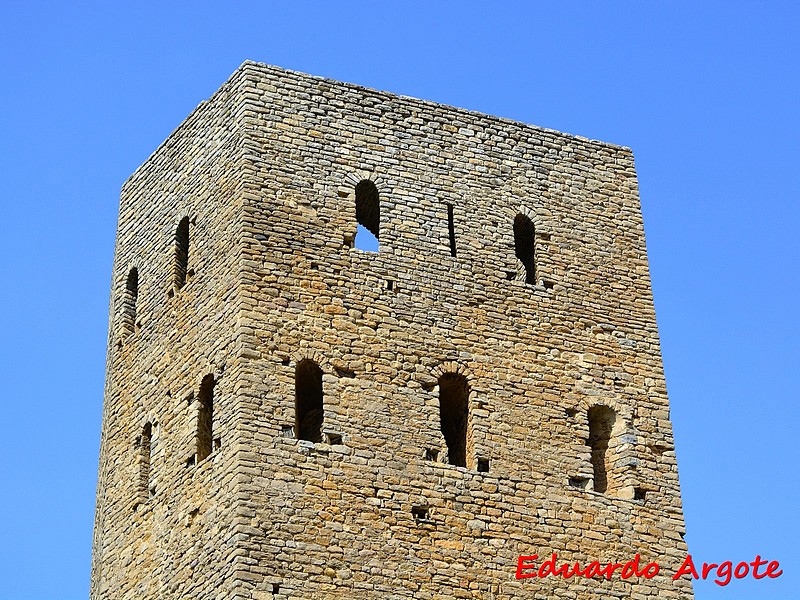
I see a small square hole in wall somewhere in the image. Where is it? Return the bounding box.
[326,432,343,445]
[477,458,490,473]
[186,455,196,468]
[412,506,430,521]
[214,437,221,451]
[167,288,175,298]
[634,488,647,501]
[272,583,280,595]
[505,271,516,281]
[424,448,439,462]
[565,408,577,418]
[280,425,294,438]
[569,476,589,490]
[543,279,555,290]
[149,486,156,498]
[386,280,394,291]
[335,367,356,379]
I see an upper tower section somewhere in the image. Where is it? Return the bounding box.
[93,62,691,599]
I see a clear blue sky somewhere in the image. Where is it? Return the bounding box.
[1,2,797,599]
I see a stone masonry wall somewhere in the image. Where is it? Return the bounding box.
[91,69,252,599]
[92,61,693,599]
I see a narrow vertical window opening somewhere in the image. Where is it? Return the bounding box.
[121,268,138,336]
[447,203,457,257]
[174,217,190,290]
[438,373,470,468]
[138,422,153,502]
[295,360,323,443]
[513,213,536,284]
[196,374,214,463]
[354,180,380,252]
[587,405,616,494]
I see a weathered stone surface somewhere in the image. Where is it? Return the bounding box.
[91,61,692,599]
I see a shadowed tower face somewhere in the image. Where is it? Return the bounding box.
[90,62,692,600]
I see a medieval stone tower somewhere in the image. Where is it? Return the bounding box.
[91,61,693,599]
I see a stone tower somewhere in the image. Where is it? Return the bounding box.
[91,61,693,599]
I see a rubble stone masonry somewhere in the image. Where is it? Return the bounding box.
[91,61,693,599]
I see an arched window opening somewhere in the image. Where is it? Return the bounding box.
[295,360,323,443]
[138,422,153,500]
[354,180,379,252]
[121,268,139,335]
[174,217,190,290]
[196,375,214,463]
[587,405,616,494]
[438,373,471,468]
[513,213,536,284]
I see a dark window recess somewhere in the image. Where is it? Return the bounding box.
[295,359,323,443]
[587,405,616,494]
[438,373,470,468]
[196,375,215,463]
[121,268,138,335]
[634,488,647,501]
[447,203,457,257]
[477,458,490,472]
[513,213,536,284]
[280,425,294,438]
[174,216,190,290]
[272,583,280,595]
[354,179,380,251]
